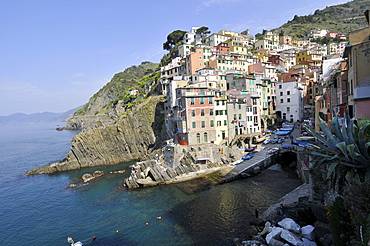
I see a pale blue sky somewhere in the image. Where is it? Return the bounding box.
[0,0,348,116]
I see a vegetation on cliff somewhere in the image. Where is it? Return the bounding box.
[271,0,370,38]
[74,61,159,116]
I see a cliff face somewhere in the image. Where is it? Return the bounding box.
[26,96,168,175]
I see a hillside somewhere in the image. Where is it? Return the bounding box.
[74,61,159,116]
[272,0,370,38]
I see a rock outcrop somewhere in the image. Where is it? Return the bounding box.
[26,96,168,175]
[123,144,243,188]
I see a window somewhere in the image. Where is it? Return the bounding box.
[191,98,195,105]
[209,97,213,104]
[287,91,290,95]
[192,122,196,128]
[196,133,200,144]
[210,120,214,127]
[200,97,204,104]
[217,121,221,126]
[238,114,242,119]
[287,98,291,103]
[233,114,237,120]
[224,120,227,126]
[253,107,257,114]
[279,85,282,89]
[280,92,283,96]
[238,104,241,109]
[201,121,205,128]
[201,109,205,116]
[287,107,290,112]
[216,101,220,106]
[204,133,208,143]
[280,99,284,103]
[210,109,214,115]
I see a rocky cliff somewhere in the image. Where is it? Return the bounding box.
[26,96,168,175]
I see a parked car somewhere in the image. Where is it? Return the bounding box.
[242,153,254,160]
[244,146,257,152]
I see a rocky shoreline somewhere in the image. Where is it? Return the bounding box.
[234,183,333,246]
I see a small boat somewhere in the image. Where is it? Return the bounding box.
[68,236,96,246]
[244,146,257,152]
[242,153,254,160]
[267,147,279,154]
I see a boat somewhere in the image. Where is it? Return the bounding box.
[244,146,257,152]
[267,147,279,154]
[242,153,254,160]
[67,236,96,246]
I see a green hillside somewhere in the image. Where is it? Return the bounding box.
[75,62,159,116]
[272,0,370,38]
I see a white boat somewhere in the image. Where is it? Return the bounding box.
[267,147,279,154]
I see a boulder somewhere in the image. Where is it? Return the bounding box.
[301,225,315,241]
[280,229,303,246]
[266,227,283,245]
[278,218,301,233]
[241,240,262,246]
[259,221,273,236]
[302,238,317,246]
[268,238,286,246]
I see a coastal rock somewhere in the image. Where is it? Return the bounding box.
[280,229,303,246]
[26,96,168,175]
[265,227,283,245]
[302,238,317,246]
[123,144,243,188]
[301,225,315,241]
[278,218,301,233]
[268,238,286,246]
[82,170,104,182]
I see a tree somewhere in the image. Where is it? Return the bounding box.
[241,29,250,36]
[162,30,186,51]
[195,26,211,35]
[196,26,211,44]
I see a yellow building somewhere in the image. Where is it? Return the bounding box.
[296,49,322,63]
[226,36,248,54]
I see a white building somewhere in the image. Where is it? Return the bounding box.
[275,81,304,123]
[183,27,203,44]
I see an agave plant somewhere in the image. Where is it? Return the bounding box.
[302,114,370,183]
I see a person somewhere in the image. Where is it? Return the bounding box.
[279,204,284,216]
[255,209,259,219]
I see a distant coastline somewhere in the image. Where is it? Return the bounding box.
[0,106,82,125]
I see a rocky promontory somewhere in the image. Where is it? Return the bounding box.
[26,96,168,175]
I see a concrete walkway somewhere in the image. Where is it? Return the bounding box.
[223,123,303,180]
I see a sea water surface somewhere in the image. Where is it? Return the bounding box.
[0,122,301,245]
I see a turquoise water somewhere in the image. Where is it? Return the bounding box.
[0,122,301,245]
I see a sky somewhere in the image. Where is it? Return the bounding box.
[0,0,349,116]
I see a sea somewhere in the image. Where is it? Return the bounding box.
[0,122,301,246]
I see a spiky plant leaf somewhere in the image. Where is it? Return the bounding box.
[346,144,355,161]
[336,142,349,160]
[327,162,339,179]
[330,115,343,142]
[319,117,340,145]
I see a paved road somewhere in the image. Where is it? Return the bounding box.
[226,123,302,178]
